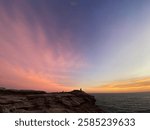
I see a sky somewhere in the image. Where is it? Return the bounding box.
[0,0,150,93]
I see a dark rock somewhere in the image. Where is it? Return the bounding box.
[0,88,103,113]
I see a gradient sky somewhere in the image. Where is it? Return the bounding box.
[1,0,150,92]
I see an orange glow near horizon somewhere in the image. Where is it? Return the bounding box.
[85,77,150,93]
[1,1,150,93]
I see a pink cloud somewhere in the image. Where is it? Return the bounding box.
[0,3,87,91]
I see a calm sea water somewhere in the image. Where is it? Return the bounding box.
[91,92,150,113]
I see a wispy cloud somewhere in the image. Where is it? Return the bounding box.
[0,2,87,91]
[86,77,150,93]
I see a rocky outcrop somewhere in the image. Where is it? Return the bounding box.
[0,88,103,113]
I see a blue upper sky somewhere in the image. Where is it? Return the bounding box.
[1,0,150,92]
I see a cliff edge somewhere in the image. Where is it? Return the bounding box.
[0,88,102,113]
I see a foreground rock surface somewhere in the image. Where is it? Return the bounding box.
[0,88,102,113]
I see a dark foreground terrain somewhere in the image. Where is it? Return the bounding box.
[0,88,102,113]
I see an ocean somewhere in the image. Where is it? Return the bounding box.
[91,92,150,113]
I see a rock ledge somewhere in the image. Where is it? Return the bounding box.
[0,88,102,113]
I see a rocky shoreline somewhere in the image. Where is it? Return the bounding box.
[0,88,103,113]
